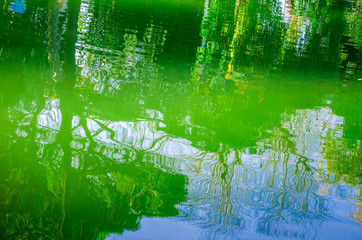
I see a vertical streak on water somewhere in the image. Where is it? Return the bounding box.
[47,0,61,83]
[59,0,81,239]
[200,0,209,50]
[203,0,209,18]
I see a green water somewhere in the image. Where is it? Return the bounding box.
[0,0,361,239]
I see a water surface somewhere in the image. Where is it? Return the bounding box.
[0,0,361,239]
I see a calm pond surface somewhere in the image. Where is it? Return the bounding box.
[0,0,361,239]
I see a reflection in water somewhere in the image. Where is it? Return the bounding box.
[9,0,26,13]
[176,107,359,239]
[0,0,361,239]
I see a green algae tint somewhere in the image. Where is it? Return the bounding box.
[0,0,361,239]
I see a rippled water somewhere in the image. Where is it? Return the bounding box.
[0,0,361,239]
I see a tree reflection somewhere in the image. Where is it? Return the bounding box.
[0,0,187,239]
[193,0,360,86]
